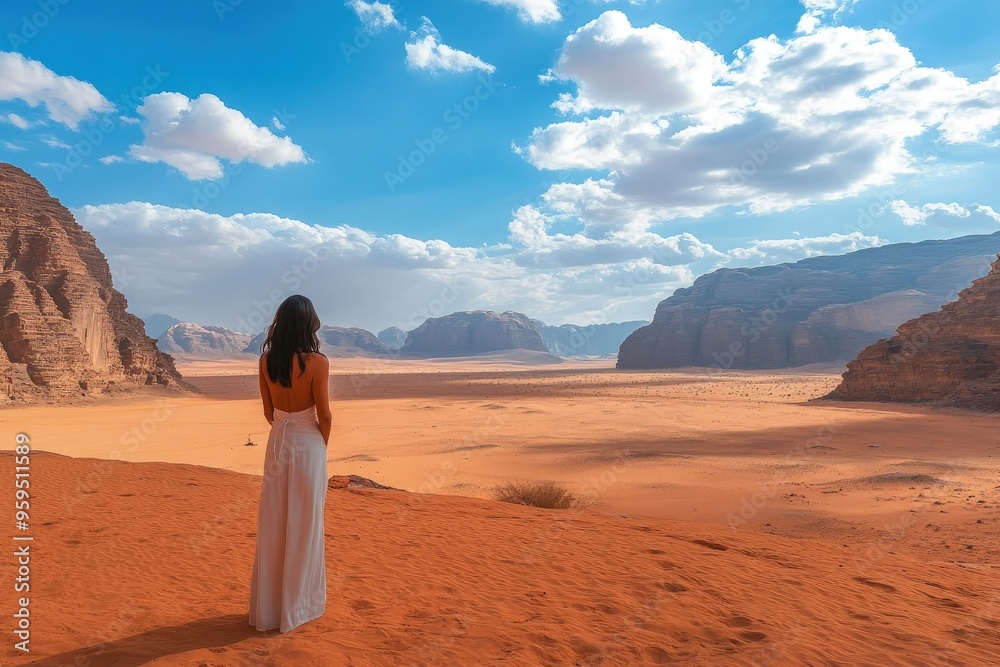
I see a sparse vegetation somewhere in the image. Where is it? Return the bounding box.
[491,480,576,509]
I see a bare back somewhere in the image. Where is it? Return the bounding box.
[260,352,321,413]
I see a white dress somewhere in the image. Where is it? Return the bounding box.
[249,405,328,632]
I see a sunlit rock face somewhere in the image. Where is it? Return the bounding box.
[0,163,185,401]
[618,237,1000,370]
[828,255,1000,410]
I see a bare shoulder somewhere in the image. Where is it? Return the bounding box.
[303,351,329,370]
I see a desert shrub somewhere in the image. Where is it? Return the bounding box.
[491,479,576,509]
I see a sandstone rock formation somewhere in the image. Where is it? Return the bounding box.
[158,322,252,356]
[377,326,407,350]
[401,310,548,357]
[0,163,186,401]
[539,320,648,357]
[244,325,391,358]
[826,255,1000,409]
[618,235,1000,370]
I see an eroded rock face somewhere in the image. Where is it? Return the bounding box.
[827,255,1000,409]
[0,163,186,401]
[158,322,252,356]
[617,235,1000,370]
[244,325,391,358]
[401,310,547,356]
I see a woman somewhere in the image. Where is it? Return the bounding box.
[249,294,333,633]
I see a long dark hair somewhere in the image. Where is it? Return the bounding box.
[261,295,323,387]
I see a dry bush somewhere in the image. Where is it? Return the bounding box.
[491,479,577,509]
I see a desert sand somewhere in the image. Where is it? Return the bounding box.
[1,355,998,664]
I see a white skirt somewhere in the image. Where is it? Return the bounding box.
[249,405,328,632]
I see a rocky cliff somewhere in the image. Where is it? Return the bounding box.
[826,255,1000,409]
[244,325,391,358]
[0,163,186,401]
[540,321,648,357]
[401,310,548,357]
[158,322,252,356]
[618,235,1000,370]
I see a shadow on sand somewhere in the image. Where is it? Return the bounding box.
[27,614,269,667]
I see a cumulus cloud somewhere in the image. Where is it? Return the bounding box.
[796,0,858,33]
[0,52,112,128]
[75,202,494,330]
[346,0,401,33]
[522,12,1000,235]
[476,0,560,24]
[888,200,1000,227]
[128,93,308,180]
[548,11,728,116]
[74,200,905,331]
[405,18,495,74]
[508,204,726,269]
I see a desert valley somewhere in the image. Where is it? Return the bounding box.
[0,160,998,665]
[3,1,1000,664]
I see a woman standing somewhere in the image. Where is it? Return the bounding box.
[249,294,332,633]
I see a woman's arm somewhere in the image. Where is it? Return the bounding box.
[312,354,332,445]
[259,355,274,425]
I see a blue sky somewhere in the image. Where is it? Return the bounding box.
[2,0,1000,333]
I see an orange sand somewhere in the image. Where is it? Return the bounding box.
[0,355,998,664]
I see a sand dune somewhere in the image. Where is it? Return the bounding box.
[2,358,998,663]
[2,451,997,666]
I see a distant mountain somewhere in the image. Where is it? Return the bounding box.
[244,325,391,358]
[157,323,252,356]
[401,310,549,357]
[377,326,407,350]
[538,321,649,357]
[141,312,181,340]
[618,233,1000,370]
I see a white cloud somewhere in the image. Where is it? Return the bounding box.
[2,113,30,129]
[547,11,728,116]
[99,155,125,165]
[41,135,71,149]
[66,202,694,331]
[476,0,560,24]
[508,204,726,269]
[346,0,401,33]
[74,200,900,332]
[405,18,495,74]
[728,232,885,264]
[128,92,308,180]
[0,52,112,128]
[3,141,26,151]
[797,0,858,33]
[888,200,1000,227]
[521,12,1000,235]
[271,116,285,131]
